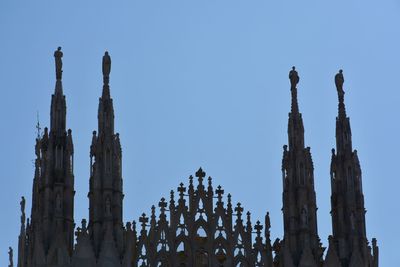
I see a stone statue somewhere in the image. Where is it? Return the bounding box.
[20,196,26,225]
[102,51,111,84]
[289,66,299,88]
[54,47,63,80]
[335,69,344,94]
[8,247,13,267]
[265,212,271,230]
[20,196,25,215]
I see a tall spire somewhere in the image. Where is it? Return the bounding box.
[329,70,378,266]
[50,47,66,133]
[334,69,353,154]
[89,51,124,259]
[280,67,323,266]
[287,66,305,150]
[97,51,114,136]
[20,48,75,267]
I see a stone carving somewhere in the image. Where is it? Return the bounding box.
[8,247,13,267]
[289,66,299,88]
[20,196,25,226]
[335,69,344,94]
[54,47,63,80]
[102,51,111,84]
[301,205,308,227]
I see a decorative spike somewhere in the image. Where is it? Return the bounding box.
[246,211,252,231]
[227,193,233,214]
[265,212,271,239]
[207,176,213,192]
[36,111,41,139]
[169,190,175,207]
[150,205,156,226]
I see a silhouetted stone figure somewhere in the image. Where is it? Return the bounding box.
[335,69,344,95]
[8,247,13,267]
[20,196,25,226]
[54,47,63,80]
[102,51,111,84]
[289,66,299,88]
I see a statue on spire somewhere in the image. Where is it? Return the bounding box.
[20,196,26,226]
[102,51,111,85]
[54,47,63,80]
[335,69,344,94]
[289,66,299,88]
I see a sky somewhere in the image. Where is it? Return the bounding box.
[0,1,399,266]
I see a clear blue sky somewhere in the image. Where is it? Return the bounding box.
[1,1,398,266]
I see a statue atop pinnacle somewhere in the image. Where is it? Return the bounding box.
[102,51,111,85]
[335,69,344,94]
[54,47,63,80]
[289,66,299,89]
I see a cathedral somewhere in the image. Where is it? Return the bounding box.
[13,48,379,267]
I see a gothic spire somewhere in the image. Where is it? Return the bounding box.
[89,51,124,259]
[280,67,322,266]
[287,66,305,150]
[334,69,353,154]
[97,51,114,136]
[330,70,378,266]
[21,48,75,267]
[50,47,66,133]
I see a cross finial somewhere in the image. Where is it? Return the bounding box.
[159,197,168,213]
[195,167,206,181]
[139,213,148,228]
[216,185,224,202]
[255,220,263,235]
[235,202,244,216]
[178,183,186,198]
